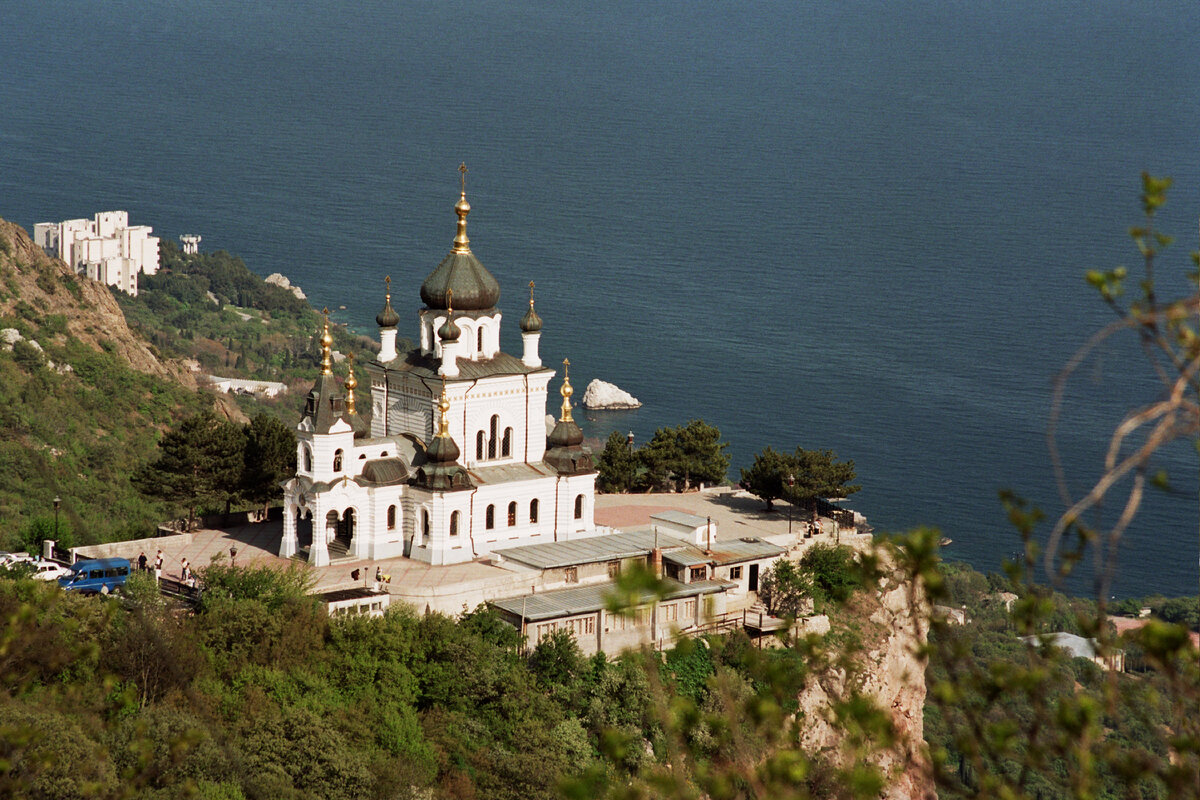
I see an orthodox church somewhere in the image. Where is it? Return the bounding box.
[279,175,598,566]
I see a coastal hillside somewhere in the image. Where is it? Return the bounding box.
[0,217,219,547]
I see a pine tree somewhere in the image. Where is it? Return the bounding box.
[133,409,246,529]
[597,431,636,493]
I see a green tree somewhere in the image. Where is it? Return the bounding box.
[240,412,296,514]
[757,558,812,616]
[742,445,860,510]
[637,419,730,492]
[739,445,795,510]
[132,409,246,528]
[784,447,860,504]
[596,430,636,493]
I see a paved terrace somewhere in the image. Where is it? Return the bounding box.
[76,489,865,615]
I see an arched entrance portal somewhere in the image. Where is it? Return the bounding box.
[297,510,313,550]
[326,508,355,558]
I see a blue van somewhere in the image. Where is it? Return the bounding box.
[58,557,131,595]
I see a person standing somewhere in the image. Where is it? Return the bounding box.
[180,557,191,585]
[154,550,164,581]
[137,552,148,572]
[229,545,238,567]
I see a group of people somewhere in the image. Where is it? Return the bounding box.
[135,549,166,580]
[133,547,239,587]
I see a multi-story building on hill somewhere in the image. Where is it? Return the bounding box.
[33,210,160,296]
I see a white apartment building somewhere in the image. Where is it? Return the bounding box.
[33,211,160,296]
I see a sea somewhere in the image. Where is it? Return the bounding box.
[1,0,1197,598]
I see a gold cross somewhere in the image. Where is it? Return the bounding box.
[446,287,454,314]
[528,280,535,306]
[459,162,468,194]
[384,275,391,291]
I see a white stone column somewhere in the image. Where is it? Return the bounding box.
[521,331,542,368]
[439,340,460,377]
[308,500,331,567]
[379,327,398,362]
[279,504,298,558]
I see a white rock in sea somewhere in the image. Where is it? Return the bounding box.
[582,379,642,410]
[265,273,307,300]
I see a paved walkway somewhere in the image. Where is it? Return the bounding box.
[80,488,859,614]
[595,487,824,543]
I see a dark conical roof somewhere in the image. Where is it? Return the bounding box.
[520,305,543,333]
[421,251,500,311]
[426,433,460,464]
[438,314,461,342]
[547,418,584,449]
[420,187,500,311]
[376,294,400,328]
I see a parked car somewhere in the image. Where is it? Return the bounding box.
[30,560,74,582]
[58,558,131,595]
[0,552,35,569]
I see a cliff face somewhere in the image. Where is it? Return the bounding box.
[797,567,935,799]
[0,217,195,388]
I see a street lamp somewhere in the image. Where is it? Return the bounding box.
[786,473,795,534]
[53,496,61,541]
[627,430,634,455]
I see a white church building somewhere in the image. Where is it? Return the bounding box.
[279,179,598,566]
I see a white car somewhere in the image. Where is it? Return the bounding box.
[30,560,73,582]
[0,552,35,569]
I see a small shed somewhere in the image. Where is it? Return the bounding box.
[321,587,390,619]
[651,510,715,547]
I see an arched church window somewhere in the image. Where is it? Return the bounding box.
[574,494,584,520]
[507,502,517,527]
[450,511,460,537]
[477,327,484,354]
[422,510,430,540]
[476,431,486,461]
[530,499,539,523]
[303,446,312,472]
[488,416,498,459]
[486,504,495,530]
[387,505,396,529]
[333,449,343,472]
[502,427,513,458]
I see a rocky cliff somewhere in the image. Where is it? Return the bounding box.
[796,559,935,799]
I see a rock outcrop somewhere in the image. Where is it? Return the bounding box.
[265,272,306,300]
[582,379,642,409]
[795,557,934,799]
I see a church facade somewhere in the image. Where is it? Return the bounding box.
[279,180,598,566]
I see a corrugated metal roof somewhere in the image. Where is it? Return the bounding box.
[489,577,731,621]
[663,550,711,567]
[1021,632,1100,660]
[704,538,786,565]
[495,530,686,569]
[651,510,710,528]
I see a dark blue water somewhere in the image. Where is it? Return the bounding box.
[2,0,1197,596]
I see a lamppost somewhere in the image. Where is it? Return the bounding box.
[53,496,61,542]
[786,473,795,534]
[627,430,634,455]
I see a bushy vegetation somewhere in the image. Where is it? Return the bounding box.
[0,565,882,800]
[119,240,384,385]
[0,327,212,551]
